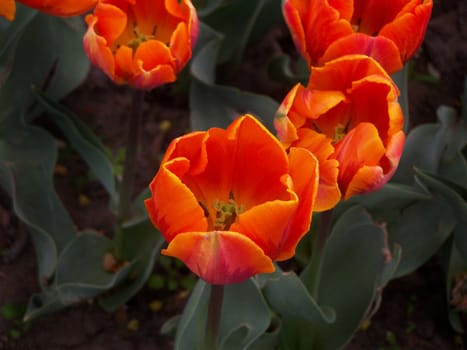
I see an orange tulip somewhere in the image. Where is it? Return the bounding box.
[83,0,198,90]
[145,115,319,285]
[283,0,433,73]
[1,0,96,20]
[0,0,15,20]
[275,55,405,210]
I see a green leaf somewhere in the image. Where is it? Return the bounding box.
[292,206,388,350]
[0,119,76,284]
[0,5,37,87]
[175,279,272,350]
[0,11,90,121]
[387,185,456,278]
[261,267,335,324]
[190,23,279,131]
[98,218,164,311]
[392,123,444,184]
[414,168,467,262]
[32,90,116,201]
[24,232,132,321]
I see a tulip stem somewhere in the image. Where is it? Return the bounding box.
[205,284,224,350]
[115,89,145,258]
[310,209,333,300]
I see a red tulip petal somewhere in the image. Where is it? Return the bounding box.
[231,193,298,260]
[293,129,341,212]
[18,0,96,16]
[145,157,208,242]
[321,34,403,74]
[344,165,385,199]
[170,22,191,71]
[380,0,433,63]
[91,2,127,45]
[334,123,386,198]
[162,230,275,285]
[83,14,117,81]
[275,147,318,260]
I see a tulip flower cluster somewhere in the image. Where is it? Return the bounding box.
[142,0,432,284]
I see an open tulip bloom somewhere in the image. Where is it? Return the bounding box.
[283,0,433,74]
[275,55,405,211]
[0,0,97,20]
[83,0,198,90]
[145,115,319,285]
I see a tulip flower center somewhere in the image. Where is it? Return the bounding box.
[199,192,244,231]
[333,123,347,143]
[127,25,156,51]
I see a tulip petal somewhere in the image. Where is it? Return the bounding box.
[229,115,291,207]
[162,230,275,285]
[334,123,386,198]
[321,34,403,74]
[0,0,15,21]
[380,0,433,63]
[91,2,127,45]
[231,193,298,260]
[145,157,208,242]
[275,147,318,260]
[294,129,341,212]
[83,15,117,81]
[18,0,96,16]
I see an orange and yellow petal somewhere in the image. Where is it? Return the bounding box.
[162,230,275,285]
[83,15,117,81]
[231,194,298,260]
[293,129,341,211]
[91,2,127,45]
[334,123,386,199]
[145,157,208,242]
[0,0,15,21]
[379,0,433,64]
[227,115,290,206]
[275,147,318,260]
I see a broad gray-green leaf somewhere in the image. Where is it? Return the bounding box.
[99,218,164,311]
[387,188,456,278]
[0,119,76,283]
[0,5,37,86]
[0,10,90,122]
[25,232,132,321]
[261,266,334,324]
[33,90,116,200]
[290,206,388,350]
[190,22,279,131]
[175,279,271,350]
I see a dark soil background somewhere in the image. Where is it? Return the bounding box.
[1,0,467,349]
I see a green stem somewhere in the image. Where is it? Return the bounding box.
[309,209,333,300]
[205,284,224,350]
[114,89,145,258]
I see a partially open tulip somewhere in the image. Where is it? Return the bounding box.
[275,55,405,210]
[145,115,319,285]
[1,0,96,20]
[283,0,433,73]
[83,0,198,90]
